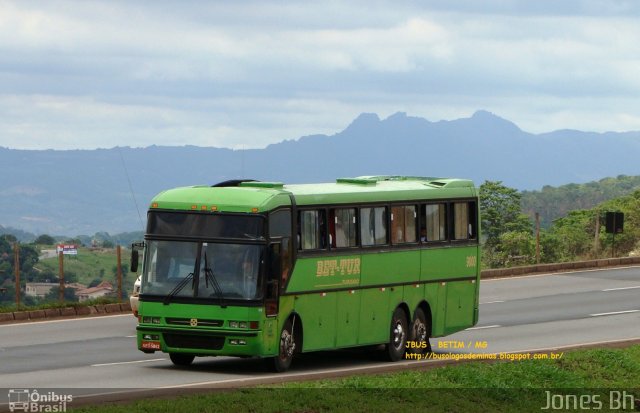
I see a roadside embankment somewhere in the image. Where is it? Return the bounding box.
[0,302,132,323]
[481,256,640,278]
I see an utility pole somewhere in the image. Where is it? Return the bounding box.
[535,213,540,264]
[594,212,600,257]
[116,245,122,301]
[14,243,20,307]
[58,250,65,302]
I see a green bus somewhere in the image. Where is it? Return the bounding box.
[132,176,480,371]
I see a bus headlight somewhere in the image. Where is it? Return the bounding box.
[229,320,258,329]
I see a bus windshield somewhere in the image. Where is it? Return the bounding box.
[141,240,264,301]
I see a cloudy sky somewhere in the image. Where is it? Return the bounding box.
[1,0,640,150]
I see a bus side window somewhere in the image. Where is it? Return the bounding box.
[330,208,357,248]
[423,203,447,242]
[453,201,477,240]
[270,209,291,238]
[391,205,417,244]
[298,210,327,250]
[470,202,478,239]
[360,206,387,246]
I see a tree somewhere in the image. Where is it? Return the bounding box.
[28,268,58,283]
[63,238,84,247]
[112,263,129,278]
[45,286,77,302]
[480,181,532,246]
[89,278,102,288]
[0,241,41,285]
[17,244,39,275]
[0,284,14,306]
[1,234,17,244]
[34,234,56,245]
[61,270,78,284]
[547,210,595,261]
[598,190,640,257]
[480,181,533,268]
[497,231,536,267]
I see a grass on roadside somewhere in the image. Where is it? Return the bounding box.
[71,345,640,413]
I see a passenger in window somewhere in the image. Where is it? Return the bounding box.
[393,226,403,244]
[335,221,347,247]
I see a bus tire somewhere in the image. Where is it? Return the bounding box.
[169,353,195,366]
[270,318,296,372]
[409,307,431,354]
[387,307,408,362]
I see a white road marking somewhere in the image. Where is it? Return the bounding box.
[465,324,501,330]
[480,300,505,304]
[602,285,640,292]
[589,310,639,317]
[91,358,166,367]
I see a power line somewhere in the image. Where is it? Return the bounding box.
[117,147,145,231]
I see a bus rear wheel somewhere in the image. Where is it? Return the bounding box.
[270,318,296,372]
[169,353,195,366]
[409,307,431,354]
[387,308,408,361]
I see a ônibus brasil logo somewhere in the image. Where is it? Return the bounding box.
[8,389,72,412]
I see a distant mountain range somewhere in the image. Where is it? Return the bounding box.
[2,110,640,236]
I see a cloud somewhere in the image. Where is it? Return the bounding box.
[0,1,639,149]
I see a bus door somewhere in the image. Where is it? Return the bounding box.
[266,238,291,316]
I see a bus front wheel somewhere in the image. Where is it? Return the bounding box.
[270,318,296,372]
[387,308,408,361]
[169,353,195,366]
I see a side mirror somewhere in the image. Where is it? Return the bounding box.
[130,250,139,273]
[130,242,145,273]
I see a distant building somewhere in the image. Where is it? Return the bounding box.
[66,283,87,292]
[76,281,114,302]
[25,282,89,299]
[25,283,58,298]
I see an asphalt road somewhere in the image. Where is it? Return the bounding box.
[0,266,638,403]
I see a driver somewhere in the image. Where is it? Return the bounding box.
[242,258,257,299]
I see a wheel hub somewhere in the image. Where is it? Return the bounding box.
[393,322,405,349]
[414,320,427,342]
[281,331,295,358]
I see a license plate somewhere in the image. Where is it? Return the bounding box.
[141,340,161,350]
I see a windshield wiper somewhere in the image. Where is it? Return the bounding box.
[203,252,224,301]
[163,272,195,305]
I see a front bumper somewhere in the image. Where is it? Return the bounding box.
[136,325,265,357]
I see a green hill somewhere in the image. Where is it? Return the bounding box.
[521,175,640,228]
[35,246,135,294]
